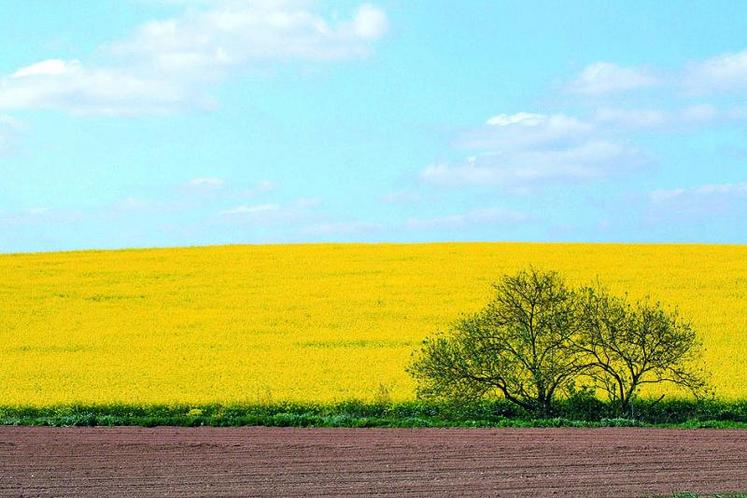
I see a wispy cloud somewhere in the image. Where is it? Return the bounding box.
[105,177,279,218]
[422,112,647,189]
[420,69,747,190]
[463,112,593,149]
[219,196,321,226]
[684,49,747,93]
[220,203,279,216]
[592,104,742,130]
[0,59,191,116]
[422,143,646,188]
[650,182,747,203]
[0,1,388,116]
[570,49,747,97]
[592,108,668,129]
[648,182,747,220]
[110,2,387,70]
[568,62,659,96]
[185,176,225,190]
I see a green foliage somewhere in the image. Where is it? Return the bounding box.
[1,398,747,428]
[577,285,709,414]
[409,267,710,417]
[409,268,585,416]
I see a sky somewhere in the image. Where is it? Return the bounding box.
[1,0,746,253]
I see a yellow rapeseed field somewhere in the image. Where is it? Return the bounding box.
[1,243,745,406]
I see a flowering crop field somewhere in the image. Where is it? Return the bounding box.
[1,243,745,406]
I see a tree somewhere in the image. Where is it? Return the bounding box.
[408,268,587,417]
[576,285,709,415]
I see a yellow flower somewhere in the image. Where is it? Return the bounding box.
[0,242,745,405]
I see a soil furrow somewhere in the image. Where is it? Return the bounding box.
[1,427,745,497]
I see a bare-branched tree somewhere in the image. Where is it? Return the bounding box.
[576,285,709,415]
[408,268,587,417]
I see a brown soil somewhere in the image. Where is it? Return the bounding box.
[1,427,746,497]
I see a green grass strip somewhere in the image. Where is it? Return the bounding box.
[2,398,747,428]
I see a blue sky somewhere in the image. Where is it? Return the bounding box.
[1,0,746,252]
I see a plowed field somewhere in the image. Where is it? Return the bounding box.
[1,427,746,496]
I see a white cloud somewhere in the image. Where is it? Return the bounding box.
[99,176,283,219]
[111,2,387,72]
[219,195,321,225]
[221,203,279,215]
[684,49,747,93]
[420,51,747,192]
[650,182,747,203]
[572,50,747,98]
[423,111,647,189]
[407,207,529,230]
[0,1,387,115]
[348,4,389,40]
[12,59,74,78]
[427,98,745,191]
[463,112,592,149]
[423,141,645,187]
[593,108,668,129]
[0,59,188,115]
[485,112,544,126]
[75,177,288,222]
[569,62,659,96]
[186,176,225,189]
[592,104,730,129]
[648,182,747,219]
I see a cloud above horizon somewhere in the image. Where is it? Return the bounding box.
[684,50,747,93]
[0,1,387,116]
[568,62,659,96]
[569,49,747,97]
[421,112,648,189]
[648,182,747,220]
[419,48,747,193]
[3,4,747,250]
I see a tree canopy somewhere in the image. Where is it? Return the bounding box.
[409,268,709,417]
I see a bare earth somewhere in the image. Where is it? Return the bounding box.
[1,427,746,497]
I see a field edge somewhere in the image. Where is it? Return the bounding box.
[3,399,747,428]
